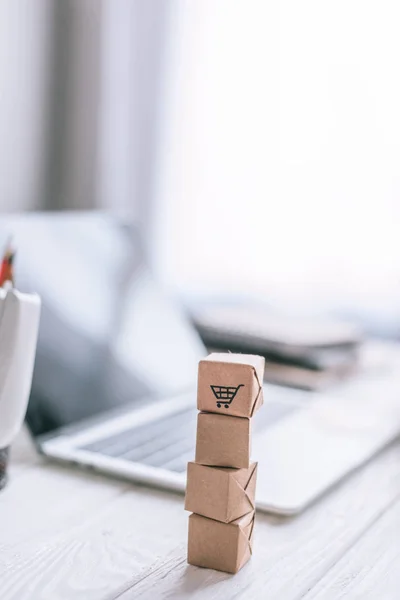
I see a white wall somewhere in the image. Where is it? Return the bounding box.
[0,0,170,216]
[97,0,171,222]
[154,0,400,315]
[0,0,102,212]
[0,0,52,211]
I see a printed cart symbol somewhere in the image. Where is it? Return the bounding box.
[210,384,244,409]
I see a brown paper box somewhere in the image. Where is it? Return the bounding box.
[197,353,265,418]
[188,511,255,574]
[185,462,257,523]
[195,412,251,469]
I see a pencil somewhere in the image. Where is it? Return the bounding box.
[0,243,15,287]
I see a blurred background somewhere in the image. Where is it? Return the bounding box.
[1,0,400,329]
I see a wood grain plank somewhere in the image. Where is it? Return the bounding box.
[303,495,400,599]
[114,442,400,600]
[0,463,127,548]
[0,485,186,600]
[0,459,186,600]
[2,439,400,600]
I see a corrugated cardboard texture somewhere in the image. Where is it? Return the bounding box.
[185,462,257,523]
[187,511,255,574]
[195,412,251,469]
[197,353,265,418]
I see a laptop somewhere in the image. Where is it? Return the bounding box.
[4,213,400,515]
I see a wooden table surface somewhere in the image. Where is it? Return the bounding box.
[1,429,400,600]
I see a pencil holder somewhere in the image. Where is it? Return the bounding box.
[0,446,9,490]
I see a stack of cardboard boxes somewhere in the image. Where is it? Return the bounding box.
[185,353,265,574]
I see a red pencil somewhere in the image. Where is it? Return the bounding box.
[0,244,15,287]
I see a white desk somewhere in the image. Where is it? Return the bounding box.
[1,429,400,599]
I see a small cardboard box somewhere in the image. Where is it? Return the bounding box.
[185,462,257,523]
[188,510,255,574]
[197,353,265,418]
[195,412,251,469]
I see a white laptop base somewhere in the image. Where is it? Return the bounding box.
[40,342,400,516]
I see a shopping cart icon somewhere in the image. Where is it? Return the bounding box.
[210,384,244,409]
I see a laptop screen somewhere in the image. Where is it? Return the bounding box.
[1,214,205,438]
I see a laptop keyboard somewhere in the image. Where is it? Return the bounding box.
[80,398,301,473]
